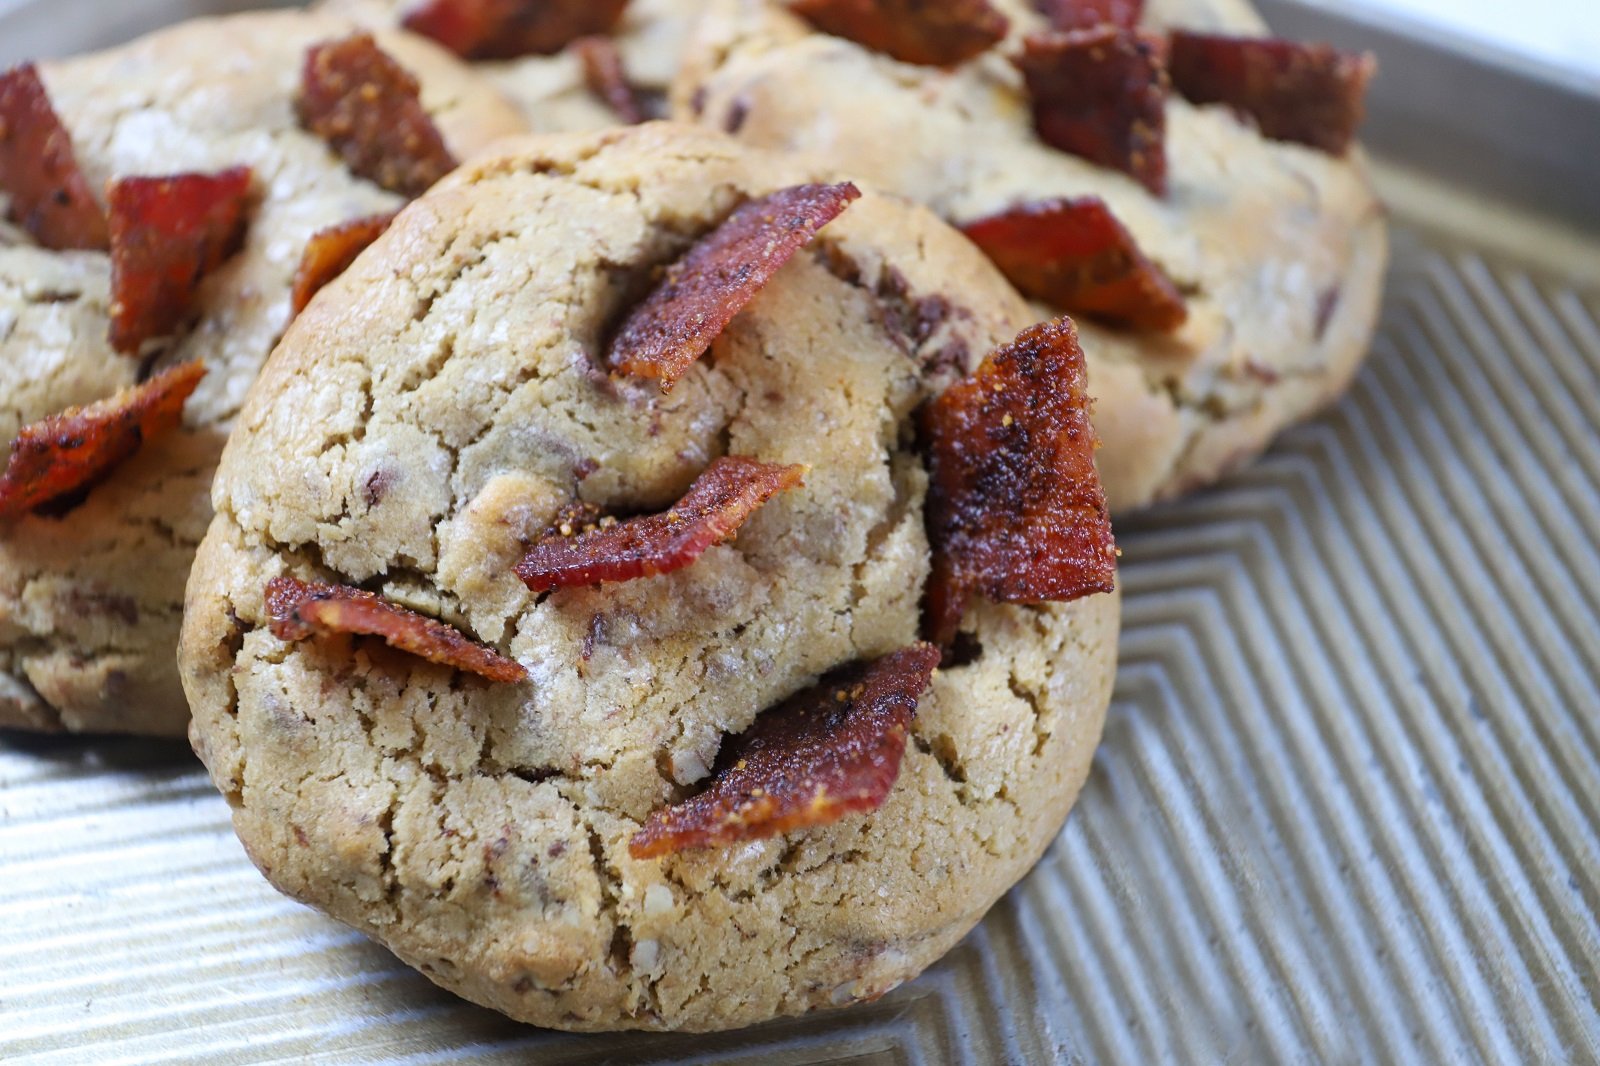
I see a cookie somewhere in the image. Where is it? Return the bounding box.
[0,11,526,735]
[179,123,1120,1031]
[321,0,702,129]
[674,0,1389,511]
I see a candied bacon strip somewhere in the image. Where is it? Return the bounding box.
[0,361,205,520]
[0,63,107,250]
[921,319,1115,647]
[961,196,1185,331]
[1167,32,1374,155]
[290,210,397,316]
[629,642,941,858]
[297,33,457,199]
[609,182,859,390]
[515,456,805,591]
[572,35,644,124]
[107,167,253,356]
[791,0,1008,66]
[265,575,527,682]
[1035,0,1143,30]
[1015,28,1169,197]
[402,0,629,60]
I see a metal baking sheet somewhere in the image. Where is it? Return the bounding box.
[3,2,1598,1061]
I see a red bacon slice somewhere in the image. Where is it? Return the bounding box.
[402,0,629,61]
[290,210,397,316]
[297,33,457,198]
[515,456,805,591]
[1167,32,1374,155]
[609,182,859,390]
[1035,0,1143,30]
[921,319,1115,647]
[107,167,253,355]
[265,575,527,682]
[0,361,205,520]
[0,63,108,250]
[1015,28,1169,196]
[572,35,644,124]
[961,196,1185,331]
[790,0,1008,67]
[629,642,941,858]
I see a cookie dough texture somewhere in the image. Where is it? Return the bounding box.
[321,0,703,129]
[0,11,526,734]
[180,124,1119,1031]
[675,0,1389,512]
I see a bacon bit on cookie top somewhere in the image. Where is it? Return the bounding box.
[572,35,645,124]
[1015,28,1170,197]
[0,63,108,251]
[629,642,941,858]
[516,456,805,591]
[401,0,630,61]
[290,210,396,316]
[790,0,1009,67]
[608,182,859,390]
[265,575,527,682]
[961,196,1186,331]
[1168,32,1375,155]
[1035,0,1144,31]
[297,33,457,199]
[107,166,253,356]
[0,361,205,520]
[921,319,1116,648]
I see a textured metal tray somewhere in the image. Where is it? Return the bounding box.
[3,2,1599,1062]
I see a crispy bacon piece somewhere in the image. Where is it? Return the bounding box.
[1167,32,1374,155]
[265,575,527,682]
[572,36,644,124]
[921,319,1115,647]
[0,361,205,519]
[107,167,253,355]
[1035,0,1143,30]
[515,456,805,591]
[290,210,397,316]
[961,196,1185,331]
[790,0,1008,66]
[297,33,457,198]
[629,642,940,858]
[609,182,859,390]
[1016,28,1169,197]
[0,63,107,250]
[402,0,629,60]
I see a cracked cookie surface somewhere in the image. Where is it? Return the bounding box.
[673,0,1388,512]
[179,124,1119,1031]
[0,11,526,735]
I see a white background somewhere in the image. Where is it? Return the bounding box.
[1348,0,1600,78]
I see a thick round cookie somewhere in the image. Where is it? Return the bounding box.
[321,0,703,129]
[180,124,1119,1031]
[674,0,1389,512]
[0,11,526,734]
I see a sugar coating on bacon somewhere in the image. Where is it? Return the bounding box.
[609,182,859,390]
[1016,28,1169,197]
[572,35,644,124]
[265,575,527,682]
[297,33,457,198]
[290,210,396,316]
[1035,0,1143,30]
[402,0,630,60]
[1167,32,1374,155]
[0,361,205,520]
[106,167,253,356]
[515,457,805,591]
[961,196,1185,331]
[921,319,1115,647]
[0,63,108,250]
[790,0,1008,66]
[629,642,941,858]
